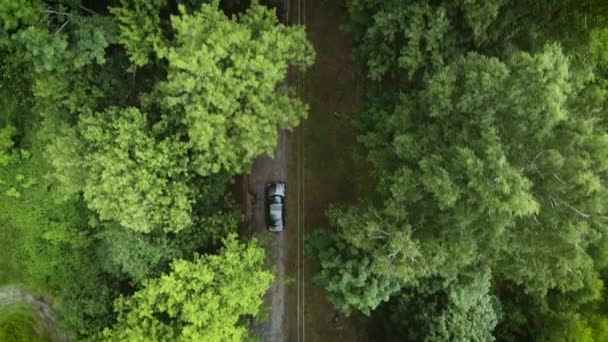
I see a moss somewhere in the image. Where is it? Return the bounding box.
[0,304,53,342]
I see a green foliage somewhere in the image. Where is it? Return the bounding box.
[318,43,608,301]
[99,224,182,285]
[102,234,273,341]
[153,1,314,175]
[76,107,192,233]
[308,0,608,340]
[0,0,312,339]
[305,228,401,315]
[0,0,43,41]
[540,313,598,342]
[425,274,501,342]
[346,0,608,87]
[3,4,124,132]
[72,16,119,68]
[0,136,117,337]
[99,209,239,284]
[375,274,501,341]
[0,125,16,166]
[590,28,608,74]
[349,0,452,82]
[109,0,167,66]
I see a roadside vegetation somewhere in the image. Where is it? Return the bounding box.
[0,303,54,342]
[306,0,608,340]
[0,0,313,340]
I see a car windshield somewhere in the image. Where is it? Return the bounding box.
[270,195,283,204]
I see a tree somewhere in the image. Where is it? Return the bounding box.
[151,1,314,175]
[312,43,608,323]
[3,2,121,121]
[425,274,501,342]
[77,107,191,233]
[109,0,167,67]
[49,107,192,233]
[102,234,273,341]
[305,228,401,315]
[345,0,608,87]
[374,274,501,342]
[99,210,240,284]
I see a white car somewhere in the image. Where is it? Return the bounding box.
[266,182,286,232]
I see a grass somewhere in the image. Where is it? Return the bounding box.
[285,0,374,340]
[0,304,54,342]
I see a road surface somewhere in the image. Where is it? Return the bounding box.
[249,130,290,342]
[248,0,306,341]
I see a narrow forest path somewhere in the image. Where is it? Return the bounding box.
[249,129,290,342]
[246,1,294,341]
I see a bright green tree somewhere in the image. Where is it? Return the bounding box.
[109,0,167,66]
[76,107,191,233]
[102,234,273,341]
[49,107,192,233]
[151,1,314,175]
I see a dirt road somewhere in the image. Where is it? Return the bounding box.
[248,1,303,341]
[249,130,290,342]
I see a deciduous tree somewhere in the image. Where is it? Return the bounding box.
[102,234,273,341]
[152,1,314,175]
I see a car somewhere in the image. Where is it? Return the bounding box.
[266,182,286,232]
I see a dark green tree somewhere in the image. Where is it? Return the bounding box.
[311,42,608,338]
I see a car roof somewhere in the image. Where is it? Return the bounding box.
[269,204,284,228]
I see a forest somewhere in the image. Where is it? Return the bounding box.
[3,0,608,341]
[0,0,313,340]
[306,0,608,341]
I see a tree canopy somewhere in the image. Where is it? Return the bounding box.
[308,0,608,340]
[152,2,314,175]
[102,235,273,341]
[0,0,312,339]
